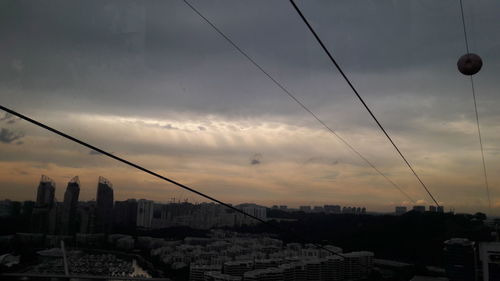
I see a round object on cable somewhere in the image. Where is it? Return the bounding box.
[457,53,483,75]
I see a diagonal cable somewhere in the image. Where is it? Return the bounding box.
[182,0,415,204]
[459,0,491,210]
[289,0,438,206]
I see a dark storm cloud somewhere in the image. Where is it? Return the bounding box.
[0,128,24,144]
[2,0,498,124]
[1,0,499,154]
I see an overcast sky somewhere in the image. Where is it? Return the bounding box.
[1,0,500,214]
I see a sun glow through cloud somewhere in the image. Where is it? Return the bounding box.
[1,0,500,214]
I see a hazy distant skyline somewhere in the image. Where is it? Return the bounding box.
[1,0,500,214]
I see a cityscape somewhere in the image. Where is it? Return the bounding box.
[2,1,500,281]
[0,175,499,281]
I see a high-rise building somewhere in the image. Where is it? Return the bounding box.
[299,206,311,212]
[48,201,63,235]
[61,176,80,235]
[395,206,407,215]
[95,176,114,233]
[429,205,437,212]
[437,206,445,213]
[79,201,96,234]
[479,242,500,281]
[22,201,35,216]
[35,175,55,208]
[32,175,56,233]
[443,238,477,281]
[137,199,154,228]
[412,206,426,213]
[342,207,361,214]
[114,199,138,230]
[236,204,266,226]
[324,205,341,214]
[313,206,324,213]
[344,251,374,281]
[0,200,14,217]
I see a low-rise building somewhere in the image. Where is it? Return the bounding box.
[223,260,253,277]
[344,251,374,280]
[190,265,222,281]
[204,271,241,281]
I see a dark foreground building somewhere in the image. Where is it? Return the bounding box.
[444,238,477,281]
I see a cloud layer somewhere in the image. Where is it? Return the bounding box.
[1,0,500,214]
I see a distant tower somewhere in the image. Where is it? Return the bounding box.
[35,175,55,208]
[32,175,56,233]
[412,205,426,213]
[61,176,80,235]
[95,176,114,233]
[137,199,154,228]
[395,206,407,215]
[114,199,138,230]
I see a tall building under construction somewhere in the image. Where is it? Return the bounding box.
[32,175,56,233]
[95,176,114,233]
[61,176,80,235]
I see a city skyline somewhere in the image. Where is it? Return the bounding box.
[0,174,496,281]
[0,174,446,214]
[3,1,500,281]
[1,0,500,215]
[2,174,376,211]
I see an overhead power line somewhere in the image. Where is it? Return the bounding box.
[289,0,439,207]
[0,104,344,258]
[182,0,416,204]
[458,0,491,210]
[459,0,470,54]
